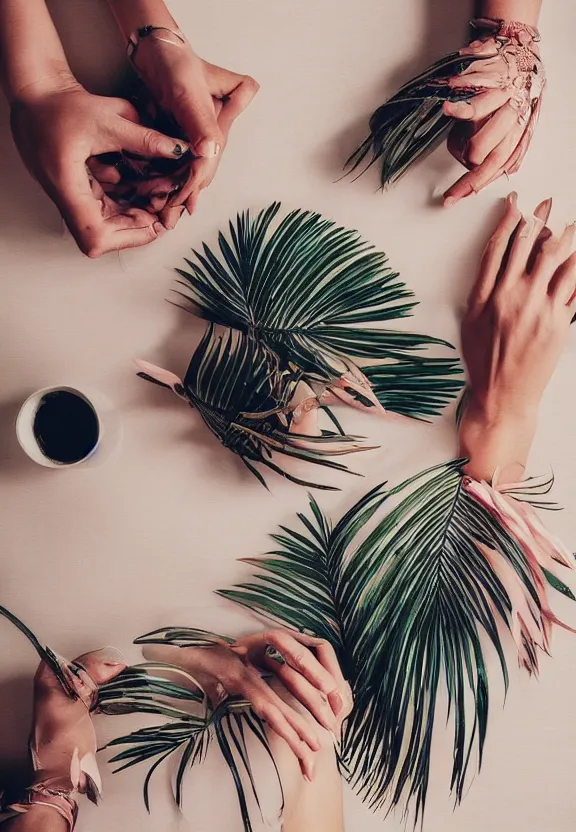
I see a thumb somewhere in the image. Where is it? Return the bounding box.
[170,91,224,159]
[115,118,189,160]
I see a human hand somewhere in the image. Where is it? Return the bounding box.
[231,630,353,734]
[10,77,189,257]
[443,19,545,206]
[129,30,258,215]
[30,649,126,789]
[459,193,576,481]
[146,629,351,782]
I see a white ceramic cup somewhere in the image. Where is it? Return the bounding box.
[16,385,121,469]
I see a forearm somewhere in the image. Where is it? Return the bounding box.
[474,0,542,26]
[458,397,538,484]
[3,806,68,832]
[106,0,180,43]
[0,0,72,104]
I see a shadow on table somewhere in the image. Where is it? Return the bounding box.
[316,0,470,191]
[0,675,33,802]
[0,396,44,483]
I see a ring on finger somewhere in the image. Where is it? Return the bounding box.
[265,644,287,665]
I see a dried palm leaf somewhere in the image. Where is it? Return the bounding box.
[137,326,374,491]
[220,462,575,822]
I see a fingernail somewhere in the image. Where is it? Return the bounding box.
[331,691,344,715]
[173,143,186,157]
[506,191,518,206]
[534,197,552,223]
[153,221,167,236]
[448,102,473,118]
[444,196,457,208]
[304,774,313,783]
[195,140,221,158]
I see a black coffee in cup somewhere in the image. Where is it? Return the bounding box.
[32,390,100,465]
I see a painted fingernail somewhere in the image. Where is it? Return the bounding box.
[444,196,457,208]
[506,191,518,206]
[173,143,185,157]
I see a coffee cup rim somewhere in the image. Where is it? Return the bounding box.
[16,385,104,469]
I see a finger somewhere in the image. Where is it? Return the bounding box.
[159,204,186,230]
[113,118,190,160]
[533,223,576,289]
[460,104,520,168]
[443,88,511,122]
[264,632,339,699]
[467,192,522,308]
[87,157,122,185]
[170,75,224,159]
[216,75,259,138]
[549,250,576,306]
[185,191,201,215]
[503,198,552,282]
[285,633,351,717]
[256,701,317,781]
[54,154,169,256]
[274,663,338,733]
[443,122,524,205]
[449,71,504,90]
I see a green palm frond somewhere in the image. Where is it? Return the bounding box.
[102,629,281,831]
[174,204,457,388]
[345,52,478,187]
[363,357,463,420]
[179,324,374,490]
[220,460,575,822]
[0,605,78,699]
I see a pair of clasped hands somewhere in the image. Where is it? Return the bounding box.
[10,24,528,258]
[11,35,259,258]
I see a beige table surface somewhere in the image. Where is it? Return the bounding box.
[1,1,576,830]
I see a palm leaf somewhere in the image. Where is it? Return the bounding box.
[345,52,479,187]
[102,628,281,832]
[173,205,459,398]
[177,324,374,490]
[363,357,463,419]
[220,460,575,822]
[0,605,80,699]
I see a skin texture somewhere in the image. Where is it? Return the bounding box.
[442,0,544,204]
[145,629,352,784]
[2,650,126,832]
[459,193,576,482]
[0,0,257,255]
[106,0,259,218]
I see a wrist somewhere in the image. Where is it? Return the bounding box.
[473,2,541,28]
[9,66,79,106]
[458,395,539,483]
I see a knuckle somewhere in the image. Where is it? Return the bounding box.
[466,143,485,168]
[243,75,260,95]
[139,128,163,155]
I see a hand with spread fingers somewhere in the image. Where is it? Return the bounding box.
[145,628,351,784]
[459,192,576,482]
[443,14,545,206]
